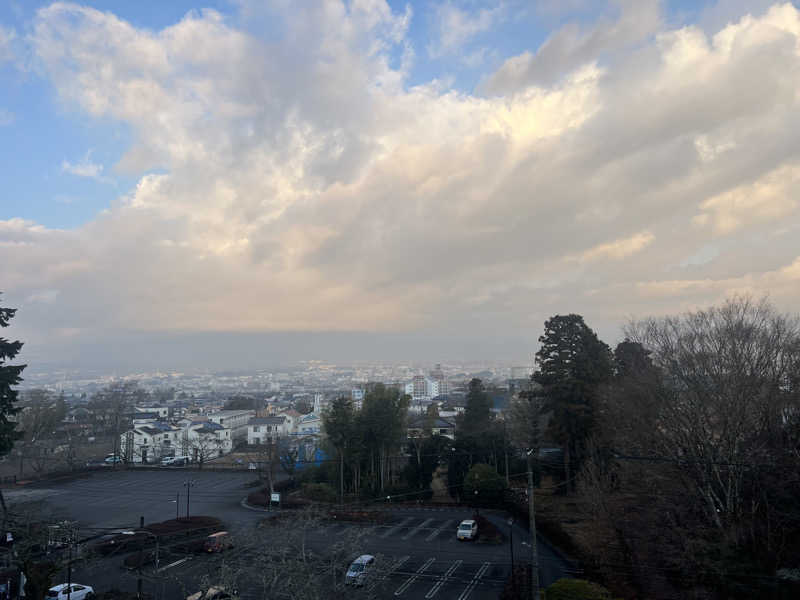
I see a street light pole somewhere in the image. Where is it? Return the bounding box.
[527,451,539,600]
[508,517,515,574]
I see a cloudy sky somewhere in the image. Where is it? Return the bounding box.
[2,0,800,372]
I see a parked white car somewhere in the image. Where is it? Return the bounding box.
[47,583,94,600]
[345,554,375,586]
[457,519,478,541]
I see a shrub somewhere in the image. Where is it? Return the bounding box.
[544,578,614,600]
[463,463,507,506]
[301,482,337,503]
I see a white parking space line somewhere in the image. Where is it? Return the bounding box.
[394,558,435,596]
[425,559,462,599]
[424,519,454,542]
[402,518,434,540]
[456,562,491,600]
[381,516,414,538]
[367,554,410,593]
[157,557,192,572]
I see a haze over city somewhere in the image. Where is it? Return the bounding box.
[2,0,800,373]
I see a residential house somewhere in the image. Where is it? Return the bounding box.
[407,415,456,440]
[182,421,233,461]
[247,416,289,445]
[120,422,181,463]
[278,408,301,434]
[206,410,254,444]
[135,406,170,419]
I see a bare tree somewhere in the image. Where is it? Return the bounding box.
[246,440,279,494]
[623,296,800,528]
[187,428,225,469]
[211,509,378,600]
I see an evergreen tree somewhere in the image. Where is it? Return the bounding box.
[0,294,24,532]
[322,396,355,502]
[534,314,612,491]
[0,295,23,456]
[461,378,492,437]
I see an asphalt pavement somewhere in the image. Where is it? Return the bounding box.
[6,470,575,599]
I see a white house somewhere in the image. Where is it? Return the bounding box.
[206,410,254,443]
[247,416,289,445]
[181,421,233,461]
[278,408,301,434]
[120,423,182,463]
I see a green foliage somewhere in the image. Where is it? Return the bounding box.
[294,398,313,414]
[612,339,654,379]
[544,578,613,600]
[534,314,613,488]
[224,395,260,410]
[301,482,337,503]
[0,294,24,457]
[463,463,507,506]
[461,378,492,437]
[322,396,354,458]
[404,434,449,491]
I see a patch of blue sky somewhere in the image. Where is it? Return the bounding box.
[0,56,135,228]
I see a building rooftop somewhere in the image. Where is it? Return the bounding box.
[248,416,286,426]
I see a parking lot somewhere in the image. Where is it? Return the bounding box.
[305,509,572,600]
[11,468,263,530]
[6,471,573,599]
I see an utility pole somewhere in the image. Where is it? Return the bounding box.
[508,517,515,596]
[137,516,144,600]
[184,480,195,519]
[527,451,539,600]
[504,421,510,486]
[66,538,72,600]
[176,493,180,520]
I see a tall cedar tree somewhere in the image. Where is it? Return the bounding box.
[461,378,492,437]
[322,396,355,502]
[534,314,612,491]
[0,294,24,533]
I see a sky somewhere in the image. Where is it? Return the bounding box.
[2,0,800,373]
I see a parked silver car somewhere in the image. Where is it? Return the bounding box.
[345,554,375,586]
[47,583,95,600]
[457,519,478,541]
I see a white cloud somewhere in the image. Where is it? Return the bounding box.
[4,1,800,358]
[484,0,661,93]
[571,231,655,263]
[0,24,15,63]
[61,152,113,183]
[428,2,505,58]
[693,163,800,235]
[0,108,13,126]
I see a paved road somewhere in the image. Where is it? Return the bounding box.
[12,469,263,530]
[7,470,575,599]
